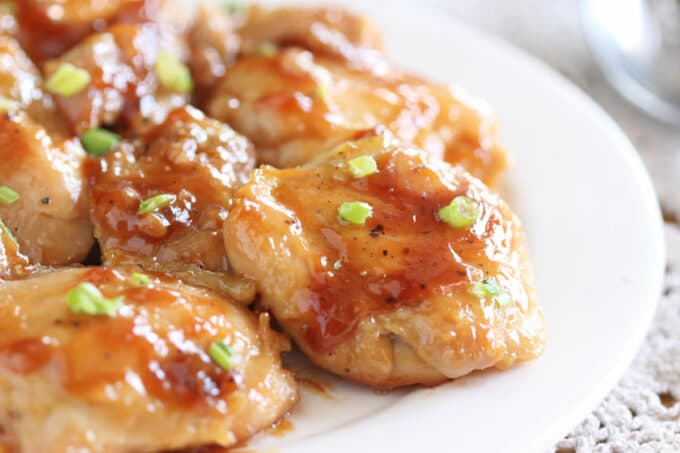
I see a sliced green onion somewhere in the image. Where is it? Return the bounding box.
[209,340,233,371]
[313,85,328,98]
[66,282,123,317]
[80,128,121,156]
[257,42,277,57]
[338,201,372,226]
[0,185,20,205]
[347,155,378,179]
[154,51,193,94]
[438,196,480,228]
[45,63,91,97]
[0,218,16,244]
[0,96,19,113]
[469,278,512,307]
[130,272,151,287]
[333,259,343,270]
[138,193,176,215]
[222,0,243,13]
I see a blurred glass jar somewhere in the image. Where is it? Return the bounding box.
[582,0,680,123]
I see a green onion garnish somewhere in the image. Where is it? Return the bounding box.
[0,218,16,244]
[338,201,373,226]
[0,2,15,15]
[348,155,378,179]
[138,193,176,215]
[222,0,243,13]
[66,282,123,317]
[130,272,151,287]
[333,259,343,270]
[469,278,512,307]
[209,340,233,371]
[438,196,480,228]
[80,128,121,156]
[313,85,328,98]
[257,42,277,57]
[0,185,20,205]
[0,96,19,113]
[154,51,193,94]
[45,63,91,97]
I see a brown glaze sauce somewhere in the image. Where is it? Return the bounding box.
[15,0,160,63]
[268,418,294,437]
[32,268,240,409]
[84,110,238,262]
[281,151,502,352]
[0,338,54,374]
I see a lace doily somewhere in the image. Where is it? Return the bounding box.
[553,224,680,452]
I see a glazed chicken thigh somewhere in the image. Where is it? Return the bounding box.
[224,134,544,387]
[0,267,297,452]
[238,5,385,67]
[15,0,165,63]
[0,111,93,266]
[43,22,190,135]
[88,106,257,302]
[0,36,69,135]
[207,48,507,186]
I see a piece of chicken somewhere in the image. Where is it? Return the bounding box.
[87,106,257,302]
[239,5,385,69]
[187,2,240,102]
[43,22,190,136]
[0,218,31,280]
[0,36,69,136]
[0,111,93,266]
[224,134,544,388]
[14,0,162,63]
[0,266,298,452]
[207,48,507,187]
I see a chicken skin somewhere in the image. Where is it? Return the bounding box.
[0,267,298,452]
[224,134,543,388]
[87,106,257,302]
[14,0,163,63]
[239,6,385,68]
[207,48,507,187]
[187,2,240,101]
[43,22,190,135]
[0,36,68,136]
[0,111,93,266]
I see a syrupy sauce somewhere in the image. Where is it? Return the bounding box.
[0,338,54,374]
[84,107,252,267]
[296,376,335,400]
[268,419,294,437]
[48,268,240,409]
[278,148,503,352]
[15,0,160,63]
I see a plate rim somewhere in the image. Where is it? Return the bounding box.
[246,1,666,451]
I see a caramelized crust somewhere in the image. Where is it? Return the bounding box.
[0,267,298,452]
[239,5,385,67]
[0,111,93,266]
[15,0,162,63]
[207,49,507,186]
[87,106,257,302]
[43,22,189,135]
[224,135,543,387]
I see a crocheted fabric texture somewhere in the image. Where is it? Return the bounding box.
[554,225,680,453]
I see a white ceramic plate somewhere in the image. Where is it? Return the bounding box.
[240,1,666,452]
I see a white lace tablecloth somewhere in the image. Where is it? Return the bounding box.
[429,1,680,450]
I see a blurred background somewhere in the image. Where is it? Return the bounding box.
[435,0,679,221]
